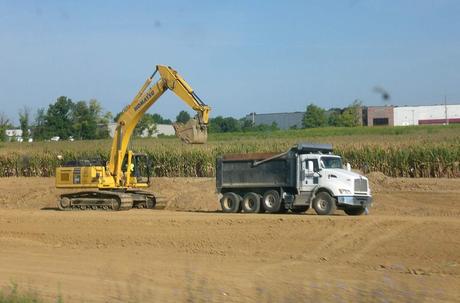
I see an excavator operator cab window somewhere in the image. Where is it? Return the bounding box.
[121,154,151,185]
[133,154,150,184]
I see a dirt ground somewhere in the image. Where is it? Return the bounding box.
[0,176,460,302]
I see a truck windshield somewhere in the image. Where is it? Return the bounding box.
[320,156,343,169]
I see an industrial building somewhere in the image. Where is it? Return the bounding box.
[393,105,460,126]
[108,123,175,138]
[362,106,394,126]
[244,103,460,129]
[363,104,460,126]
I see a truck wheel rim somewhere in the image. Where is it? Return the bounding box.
[223,198,233,209]
[265,195,275,208]
[317,199,328,211]
[246,198,255,209]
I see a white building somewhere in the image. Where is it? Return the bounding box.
[394,104,460,126]
[5,129,23,142]
[108,123,175,138]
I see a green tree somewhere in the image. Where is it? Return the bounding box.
[113,111,122,123]
[134,113,157,137]
[327,108,342,127]
[87,99,106,139]
[176,111,191,124]
[18,107,30,141]
[303,104,327,128]
[240,118,254,132]
[96,111,112,139]
[151,113,172,124]
[72,101,92,139]
[45,96,74,139]
[0,112,11,142]
[208,116,241,133]
[31,108,48,140]
[339,100,362,127]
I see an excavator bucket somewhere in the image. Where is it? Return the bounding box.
[173,119,208,144]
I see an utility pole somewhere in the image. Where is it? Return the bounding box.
[444,95,448,125]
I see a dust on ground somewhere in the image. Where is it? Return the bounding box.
[0,176,459,302]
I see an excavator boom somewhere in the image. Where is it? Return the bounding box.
[108,65,211,183]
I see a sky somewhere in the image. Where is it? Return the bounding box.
[0,0,459,124]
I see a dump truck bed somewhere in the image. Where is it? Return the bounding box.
[216,152,297,191]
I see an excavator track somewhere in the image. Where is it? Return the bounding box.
[58,190,157,211]
[58,191,135,211]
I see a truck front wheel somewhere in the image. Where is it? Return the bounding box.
[220,192,241,213]
[344,206,366,216]
[312,192,337,216]
[242,192,263,213]
[262,190,281,213]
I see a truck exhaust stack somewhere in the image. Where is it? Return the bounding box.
[173,118,208,144]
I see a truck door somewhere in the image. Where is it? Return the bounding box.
[299,155,319,192]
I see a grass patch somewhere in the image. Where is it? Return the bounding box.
[0,283,51,303]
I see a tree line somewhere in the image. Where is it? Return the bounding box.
[0,96,182,142]
[0,96,112,142]
[0,98,363,142]
[302,100,362,128]
[207,100,363,133]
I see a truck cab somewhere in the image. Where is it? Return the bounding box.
[297,153,372,215]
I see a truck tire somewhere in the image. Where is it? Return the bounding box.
[344,206,366,216]
[220,192,241,213]
[242,192,262,213]
[291,206,309,213]
[312,192,336,216]
[262,190,281,213]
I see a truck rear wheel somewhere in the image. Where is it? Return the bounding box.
[242,192,263,213]
[344,206,366,216]
[220,192,241,213]
[262,190,281,213]
[313,192,336,216]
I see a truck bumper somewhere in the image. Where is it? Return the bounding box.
[337,196,372,207]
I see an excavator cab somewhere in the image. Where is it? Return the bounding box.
[122,152,151,187]
[132,153,150,185]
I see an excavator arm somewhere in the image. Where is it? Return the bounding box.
[108,65,211,184]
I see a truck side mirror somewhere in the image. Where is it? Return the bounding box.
[308,161,314,172]
[346,163,351,171]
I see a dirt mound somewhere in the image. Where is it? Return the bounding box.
[151,177,219,211]
[2,176,460,217]
[0,177,220,211]
[367,172,460,193]
[0,177,59,209]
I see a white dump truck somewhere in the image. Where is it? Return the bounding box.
[216,143,372,215]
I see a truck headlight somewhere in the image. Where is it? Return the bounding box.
[339,188,352,194]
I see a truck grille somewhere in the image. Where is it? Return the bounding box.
[354,178,368,193]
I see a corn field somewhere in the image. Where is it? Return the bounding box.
[0,125,459,178]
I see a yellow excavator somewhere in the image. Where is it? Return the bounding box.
[55,65,211,210]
